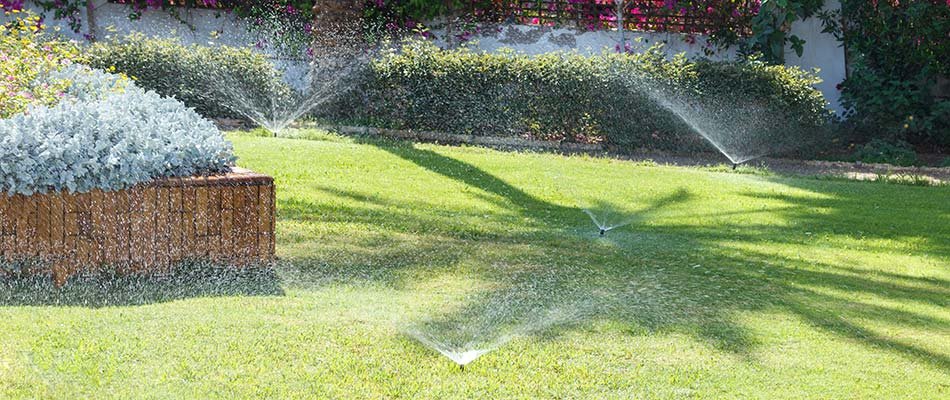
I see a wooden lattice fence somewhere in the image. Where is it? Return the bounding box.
[475,0,756,35]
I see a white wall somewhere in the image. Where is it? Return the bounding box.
[25,1,312,85]
[787,0,847,114]
[28,1,256,48]
[432,24,735,61]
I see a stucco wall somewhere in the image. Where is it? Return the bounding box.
[432,24,735,61]
[786,0,847,114]
[28,1,254,48]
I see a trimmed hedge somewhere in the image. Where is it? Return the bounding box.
[0,66,234,195]
[84,35,292,120]
[328,41,833,154]
[87,36,833,155]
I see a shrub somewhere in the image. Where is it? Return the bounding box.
[331,41,833,154]
[0,10,83,118]
[852,139,919,167]
[0,66,235,196]
[84,35,292,119]
[819,1,950,149]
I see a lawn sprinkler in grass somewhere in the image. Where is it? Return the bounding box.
[209,48,368,137]
[644,89,777,166]
[607,66,826,167]
[583,208,636,237]
[406,271,596,370]
[407,331,498,371]
[551,173,638,237]
[197,8,370,137]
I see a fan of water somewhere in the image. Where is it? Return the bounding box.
[205,47,369,136]
[607,65,824,166]
[405,270,597,369]
[583,208,637,237]
[645,87,781,166]
[549,173,638,236]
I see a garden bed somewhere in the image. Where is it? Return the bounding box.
[0,168,275,285]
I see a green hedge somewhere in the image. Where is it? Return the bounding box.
[329,41,833,154]
[88,36,833,156]
[84,35,292,120]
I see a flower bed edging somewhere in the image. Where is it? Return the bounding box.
[0,168,275,286]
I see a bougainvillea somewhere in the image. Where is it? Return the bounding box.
[1,0,25,12]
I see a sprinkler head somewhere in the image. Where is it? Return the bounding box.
[459,364,465,372]
[599,228,606,237]
[731,163,738,170]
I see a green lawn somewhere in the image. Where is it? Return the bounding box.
[2,133,948,399]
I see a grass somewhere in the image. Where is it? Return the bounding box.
[2,132,948,399]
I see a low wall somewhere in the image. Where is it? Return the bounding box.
[0,168,275,285]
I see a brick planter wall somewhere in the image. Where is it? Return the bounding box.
[0,168,275,285]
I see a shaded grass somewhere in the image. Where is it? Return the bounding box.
[1,132,948,399]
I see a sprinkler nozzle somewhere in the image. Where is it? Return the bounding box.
[459,365,465,372]
[599,229,606,237]
[731,163,738,170]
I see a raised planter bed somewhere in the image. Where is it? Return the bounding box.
[0,168,275,285]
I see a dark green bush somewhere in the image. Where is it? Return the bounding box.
[333,41,833,154]
[819,1,950,149]
[84,35,292,119]
[853,139,919,167]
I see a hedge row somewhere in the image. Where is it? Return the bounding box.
[88,37,833,155]
[85,35,293,120]
[336,41,833,153]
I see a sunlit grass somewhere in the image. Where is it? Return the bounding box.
[1,132,947,399]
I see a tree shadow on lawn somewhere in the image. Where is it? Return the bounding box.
[741,184,950,261]
[281,141,950,372]
[0,263,284,308]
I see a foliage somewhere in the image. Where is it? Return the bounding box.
[32,0,87,34]
[748,0,824,63]
[852,139,919,167]
[0,65,234,195]
[111,0,316,54]
[23,0,820,64]
[366,1,826,63]
[332,40,831,153]
[819,0,950,149]
[0,9,84,118]
[84,34,292,119]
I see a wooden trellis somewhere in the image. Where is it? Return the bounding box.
[478,0,756,35]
